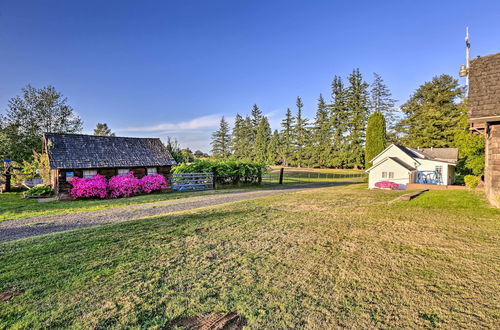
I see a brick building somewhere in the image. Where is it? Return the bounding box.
[468,52,500,207]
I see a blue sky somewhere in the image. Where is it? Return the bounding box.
[1,1,499,152]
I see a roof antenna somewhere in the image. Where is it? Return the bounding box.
[459,27,470,92]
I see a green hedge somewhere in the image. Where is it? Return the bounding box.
[173,160,266,185]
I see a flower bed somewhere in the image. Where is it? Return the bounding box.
[69,172,168,199]
[374,181,399,190]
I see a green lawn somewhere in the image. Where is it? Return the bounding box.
[0,189,228,222]
[0,185,498,328]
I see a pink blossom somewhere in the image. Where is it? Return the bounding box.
[375,181,399,189]
[108,171,142,198]
[140,174,168,193]
[69,174,108,199]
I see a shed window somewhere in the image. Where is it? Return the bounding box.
[83,170,97,178]
[382,172,387,178]
[388,172,394,179]
[435,166,443,176]
[118,169,130,176]
[147,167,157,175]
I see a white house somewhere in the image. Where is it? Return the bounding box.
[366,144,459,189]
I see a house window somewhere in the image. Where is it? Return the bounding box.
[83,170,97,178]
[388,172,394,179]
[382,172,387,178]
[147,167,157,175]
[117,169,130,176]
[435,166,443,176]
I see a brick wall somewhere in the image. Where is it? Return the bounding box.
[485,124,500,207]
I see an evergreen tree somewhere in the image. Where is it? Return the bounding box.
[345,69,370,169]
[211,116,231,159]
[312,94,331,167]
[396,74,465,148]
[293,96,309,167]
[231,114,251,160]
[251,104,263,131]
[329,76,348,168]
[280,108,295,166]
[253,116,271,163]
[267,129,281,165]
[93,123,115,136]
[243,116,254,159]
[369,73,397,128]
[365,112,387,168]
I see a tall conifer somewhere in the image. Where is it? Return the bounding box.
[312,94,331,167]
[211,116,231,159]
[293,96,309,167]
[365,112,387,168]
[280,108,295,166]
[253,116,271,163]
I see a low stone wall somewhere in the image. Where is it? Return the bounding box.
[406,183,468,190]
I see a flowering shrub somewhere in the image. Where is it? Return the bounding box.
[375,181,399,189]
[108,172,142,198]
[140,174,168,193]
[69,174,108,199]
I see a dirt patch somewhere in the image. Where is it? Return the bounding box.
[168,312,245,330]
[195,228,209,233]
[0,289,24,302]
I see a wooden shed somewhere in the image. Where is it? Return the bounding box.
[468,52,500,206]
[42,133,177,196]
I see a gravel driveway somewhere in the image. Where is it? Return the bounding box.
[0,183,350,243]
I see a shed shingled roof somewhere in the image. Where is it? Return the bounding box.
[468,52,500,121]
[44,133,177,169]
[397,145,458,163]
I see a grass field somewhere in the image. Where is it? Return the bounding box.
[0,190,225,222]
[0,184,498,328]
[0,167,365,222]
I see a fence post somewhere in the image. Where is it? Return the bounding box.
[279,167,284,184]
[212,171,217,190]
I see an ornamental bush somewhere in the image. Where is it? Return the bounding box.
[69,174,108,199]
[464,175,480,189]
[108,172,142,198]
[140,174,168,193]
[375,181,399,189]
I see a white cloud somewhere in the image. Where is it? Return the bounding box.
[117,114,224,134]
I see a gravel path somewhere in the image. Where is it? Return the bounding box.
[0,183,350,243]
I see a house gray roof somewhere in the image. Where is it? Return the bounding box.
[44,133,177,169]
[397,145,458,163]
[468,52,500,122]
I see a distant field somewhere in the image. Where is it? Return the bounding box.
[1,184,498,328]
[263,166,366,184]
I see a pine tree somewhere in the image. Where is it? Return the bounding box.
[231,114,251,160]
[365,112,387,168]
[243,116,254,159]
[369,73,397,129]
[345,69,370,169]
[211,116,231,159]
[267,129,281,165]
[165,137,184,163]
[293,96,309,167]
[396,74,465,148]
[253,116,271,163]
[93,123,115,136]
[329,76,348,168]
[251,104,263,131]
[280,108,295,166]
[312,94,331,167]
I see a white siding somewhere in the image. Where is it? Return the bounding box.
[368,159,412,188]
[415,159,452,185]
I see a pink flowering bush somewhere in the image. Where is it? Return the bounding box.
[375,181,399,189]
[69,174,108,199]
[140,174,168,193]
[108,172,142,198]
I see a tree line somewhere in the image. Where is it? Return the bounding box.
[211,69,398,169]
[211,71,482,174]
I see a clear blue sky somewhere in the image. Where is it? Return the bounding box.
[1,1,499,152]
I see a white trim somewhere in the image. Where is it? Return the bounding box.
[366,157,414,173]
